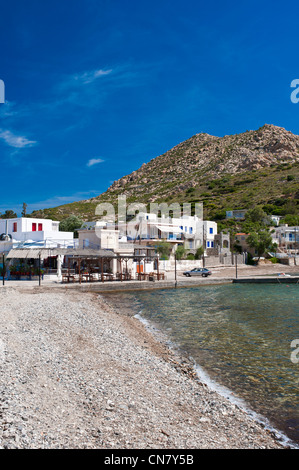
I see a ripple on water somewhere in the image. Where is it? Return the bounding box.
[115,284,299,445]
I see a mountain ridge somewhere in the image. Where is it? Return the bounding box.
[101,124,299,201]
[30,124,299,222]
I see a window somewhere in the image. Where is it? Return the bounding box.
[211,241,214,247]
[13,222,17,232]
[209,227,213,234]
[38,223,43,231]
[189,227,193,234]
[32,223,36,231]
[207,241,210,248]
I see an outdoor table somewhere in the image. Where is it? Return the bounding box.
[139,273,149,281]
[63,274,75,283]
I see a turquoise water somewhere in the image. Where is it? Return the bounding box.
[126,284,299,444]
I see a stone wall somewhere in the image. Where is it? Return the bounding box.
[159,259,203,272]
[279,257,297,266]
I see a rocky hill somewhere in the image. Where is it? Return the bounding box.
[30,124,299,222]
[103,124,299,201]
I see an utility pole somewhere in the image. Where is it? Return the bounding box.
[202,223,205,268]
[174,253,177,288]
[38,253,41,286]
[235,253,238,279]
[295,225,297,266]
[2,254,5,286]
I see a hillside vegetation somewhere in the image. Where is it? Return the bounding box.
[30,124,299,229]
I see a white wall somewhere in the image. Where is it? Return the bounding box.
[0,218,73,242]
[158,259,203,272]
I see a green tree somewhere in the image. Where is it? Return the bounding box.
[59,215,83,238]
[281,214,299,226]
[21,203,27,217]
[245,206,270,225]
[247,229,275,261]
[0,210,17,219]
[155,241,172,260]
[194,246,204,260]
[282,200,298,216]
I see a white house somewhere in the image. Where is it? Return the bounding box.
[0,217,74,247]
[226,210,247,220]
[0,217,75,282]
[203,221,218,250]
[270,215,282,227]
[272,224,299,251]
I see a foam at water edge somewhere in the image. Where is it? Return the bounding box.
[134,311,298,449]
[192,361,297,449]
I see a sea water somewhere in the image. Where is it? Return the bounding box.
[121,284,299,445]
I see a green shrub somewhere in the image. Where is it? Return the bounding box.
[213,209,227,220]
[194,246,204,260]
[176,245,186,260]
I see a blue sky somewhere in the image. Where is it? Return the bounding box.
[1,0,299,216]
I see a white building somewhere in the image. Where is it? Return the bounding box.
[117,212,217,251]
[78,212,217,254]
[203,221,218,250]
[0,217,74,248]
[272,224,299,251]
[270,215,282,227]
[226,210,247,220]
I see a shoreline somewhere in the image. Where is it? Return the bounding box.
[0,285,295,449]
[104,292,298,449]
[2,262,298,293]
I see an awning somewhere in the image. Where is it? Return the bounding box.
[155,225,183,234]
[6,248,60,260]
[55,248,116,258]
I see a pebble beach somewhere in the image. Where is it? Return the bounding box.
[0,285,290,449]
